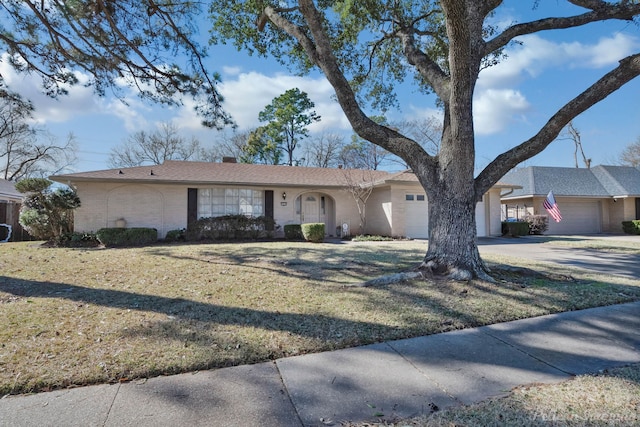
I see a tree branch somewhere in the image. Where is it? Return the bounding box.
[475,53,640,195]
[485,2,640,56]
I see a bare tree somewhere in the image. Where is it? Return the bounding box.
[198,131,251,162]
[302,133,345,168]
[0,91,77,180]
[342,169,376,235]
[108,122,201,167]
[399,116,443,156]
[619,136,640,167]
[558,121,591,168]
[339,135,391,170]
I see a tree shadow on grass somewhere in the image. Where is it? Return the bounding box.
[0,276,388,338]
[144,243,421,284]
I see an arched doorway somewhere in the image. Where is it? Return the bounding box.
[295,192,336,236]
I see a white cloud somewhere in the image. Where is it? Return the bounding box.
[473,32,638,135]
[478,33,639,89]
[217,71,350,132]
[222,65,242,76]
[473,89,530,135]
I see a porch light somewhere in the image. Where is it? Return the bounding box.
[282,192,287,200]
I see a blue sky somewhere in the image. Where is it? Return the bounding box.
[2,1,639,174]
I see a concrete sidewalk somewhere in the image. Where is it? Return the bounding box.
[2,301,639,427]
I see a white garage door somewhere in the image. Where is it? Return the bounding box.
[546,200,601,234]
[404,194,488,238]
[476,198,487,237]
[404,193,429,238]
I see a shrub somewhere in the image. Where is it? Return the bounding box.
[501,221,529,237]
[622,220,640,235]
[301,223,325,243]
[351,235,393,242]
[164,228,186,242]
[186,215,276,241]
[17,178,80,240]
[284,224,303,240]
[53,232,100,248]
[96,227,158,247]
[525,215,549,235]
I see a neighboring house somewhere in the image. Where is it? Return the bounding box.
[50,160,515,239]
[0,179,23,242]
[0,179,21,203]
[501,165,640,234]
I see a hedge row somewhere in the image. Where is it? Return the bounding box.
[96,227,158,247]
[185,215,276,241]
[501,215,549,236]
[622,220,640,235]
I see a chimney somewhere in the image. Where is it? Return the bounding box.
[222,157,237,163]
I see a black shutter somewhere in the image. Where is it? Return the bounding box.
[265,190,274,230]
[636,198,640,220]
[187,188,198,226]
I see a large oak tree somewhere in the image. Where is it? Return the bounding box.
[209,0,640,280]
[3,1,640,280]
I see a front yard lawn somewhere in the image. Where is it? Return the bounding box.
[1,240,639,395]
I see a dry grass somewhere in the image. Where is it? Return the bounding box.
[1,240,639,396]
[355,363,640,426]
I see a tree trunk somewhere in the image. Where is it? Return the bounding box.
[420,184,491,281]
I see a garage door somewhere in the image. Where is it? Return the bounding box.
[404,194,488,238]
[546,200,601,234]
[476,198,487,237]
[404,193,429,238]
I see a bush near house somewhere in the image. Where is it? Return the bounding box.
[284,224,303,240]
[622,220,640,235]
[525,215,549,235]
[96,227,158,247]
[186,215,276,241]
[501,221,529,237]
[301,223,325,243]
[53,232,100,248]
[164,228,186,242]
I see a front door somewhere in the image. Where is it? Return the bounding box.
[302,195,319,223]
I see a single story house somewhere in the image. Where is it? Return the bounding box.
[50,160,516,239]
[501,165,640,234]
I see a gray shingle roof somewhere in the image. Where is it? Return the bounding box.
[501,165,640,199]
[0,179,21,201]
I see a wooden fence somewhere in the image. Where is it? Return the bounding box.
[0,201,30,242]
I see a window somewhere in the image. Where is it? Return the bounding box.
[198,188,263,219]
[406,194,415,201]
[417,194,425,201]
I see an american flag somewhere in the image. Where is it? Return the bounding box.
[543,191,562,222]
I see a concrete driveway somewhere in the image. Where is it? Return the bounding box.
[477,235,640,280]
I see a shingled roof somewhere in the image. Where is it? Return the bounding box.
[502,165,640,199]
[0,179,21,202]
[50,160,393,188]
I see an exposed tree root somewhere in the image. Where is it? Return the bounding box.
[353,271,424,287]
[353,259,499,287]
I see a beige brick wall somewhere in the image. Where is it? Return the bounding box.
[365,186,392,236]
[74,182,187,238]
